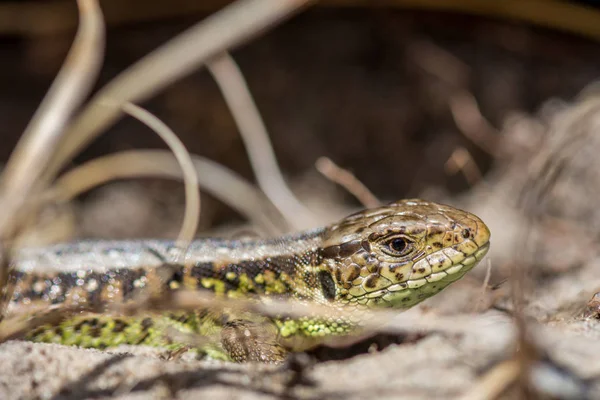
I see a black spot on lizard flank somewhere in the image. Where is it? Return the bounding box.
[318,271,336,301]
[112,319,127,333]
[117,269,134,298]
[135,331,150,345]
[141,318,154,331]
[153,264,184,291]
[89,326,102,338]
[74,320,86,332]
[85,272,103,307]
[190,262,214,283]
[168,313,189,324]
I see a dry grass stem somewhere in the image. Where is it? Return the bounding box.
[315,157,380,208]
[449,91,501,156]
[0,0,104,242]
[472,259,493,313]
[48,150,287,236]
[444,147,483,186]
[458,359,520,400]
[120,102,200,251]
[40,0,313,197]
[207,52,318,230]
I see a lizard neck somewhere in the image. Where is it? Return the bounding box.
[7,228,327,313]
[182,229,326,299]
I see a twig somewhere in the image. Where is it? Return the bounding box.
[444,147,483,186]
[47,150,287,236]
[473,258,493,313]
[315,157,380,208]
[0,0,104,241]
[40,0,314,200]
[449,91,501,156]
[459,359,520,400]
[120,102,200,252]
[207,52,318,230]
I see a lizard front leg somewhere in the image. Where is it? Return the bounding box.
[220,319,287,363]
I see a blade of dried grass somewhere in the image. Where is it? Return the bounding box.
[47,150,286,235]
[315,156,380,208]
[40,0,313,199]
[207,52,317,230]
[458,359,520,400]
[0,0,104,240]
[449,91,501,156]
[120,102,200,250]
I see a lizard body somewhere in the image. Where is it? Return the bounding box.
[3,199,491,362]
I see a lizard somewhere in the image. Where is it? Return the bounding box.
[2,199,491,362]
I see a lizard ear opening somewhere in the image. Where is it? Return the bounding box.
[318,270,336,301]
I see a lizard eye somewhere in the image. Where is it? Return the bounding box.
[381,236,413,257]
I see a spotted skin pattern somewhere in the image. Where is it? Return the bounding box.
[5,199,491,362]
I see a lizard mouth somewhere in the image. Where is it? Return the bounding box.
[350,242,490,308]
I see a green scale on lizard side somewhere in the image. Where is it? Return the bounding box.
[4,199,491,363]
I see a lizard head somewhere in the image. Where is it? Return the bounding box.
[318,199,490,308]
